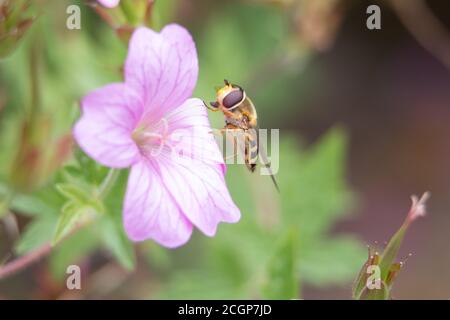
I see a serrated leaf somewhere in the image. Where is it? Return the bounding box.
[276,128,364,290]
[280,128,354,240]
[73,148,109,185]
[56,182,104,214]
[52,202,85,245]
[56,183,92,204]
[261,231,298,300]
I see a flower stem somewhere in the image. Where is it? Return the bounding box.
[28,27,41,124]
[0,243,52,280]
[120,0,138,26]
[98,168,120,199]
[144,0,155,27]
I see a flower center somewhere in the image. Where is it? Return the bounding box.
[132,117,169,157]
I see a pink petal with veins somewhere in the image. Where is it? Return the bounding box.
[73,83,142,168]
[166,98,226,171]
[124,98,240,242]
[157,153,240,237]
[124,159,193,248]
[124,25,198,120]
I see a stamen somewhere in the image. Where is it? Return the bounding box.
[132,117,170,158]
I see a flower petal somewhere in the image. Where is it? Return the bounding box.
[124,25,198,118]
[156,150,240,237]
[98,0,120,8]
[166,98,225,171]
[73,83,142,168]
[123,159,193,248]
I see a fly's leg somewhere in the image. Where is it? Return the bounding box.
[225,117,247,130]
[223,128,239,162]
[203,100,219,112]
[222,110,249,130]
[209,127,245,163]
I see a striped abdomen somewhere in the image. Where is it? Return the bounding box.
[244,130,258,172]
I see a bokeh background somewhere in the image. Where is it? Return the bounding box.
[1,0,450,299]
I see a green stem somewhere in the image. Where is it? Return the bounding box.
[144,0,155,27]
[28,28,41,124]
[98,168,120,199]
[120,0,138,26]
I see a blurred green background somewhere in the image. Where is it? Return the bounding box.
[0,0,450,299]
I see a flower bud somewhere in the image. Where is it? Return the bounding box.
[353,192,430,300]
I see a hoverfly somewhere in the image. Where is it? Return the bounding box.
[205,79,279,192]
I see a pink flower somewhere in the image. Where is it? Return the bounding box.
[405,191,430,225]
[73,25,240,248]
[97,0,120,8]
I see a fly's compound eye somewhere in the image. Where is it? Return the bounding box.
[222,89,244,109]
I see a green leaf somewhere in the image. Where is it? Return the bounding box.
[73,148,109,186]
[15,214,56,254]
[56,183,92,204]
[158,270,243,300]
[142,242,171,272]
[61,165,82,178]
[100,217,136,270]
[50,227,98,280]
[10,184,65,217]
[97,170,135,270]
[378,225,407,281]
[261,231,298,300]
[56,181,104,214]
[12,186,65,253]
[152,0,178,29]
[52,201,89,245]
[10,194,55,216]
[278,128,365,289]
[300,237,367,287]
[358,281,389,300]
[280,128,354,240]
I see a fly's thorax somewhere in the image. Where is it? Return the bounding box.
[238,97,258,128]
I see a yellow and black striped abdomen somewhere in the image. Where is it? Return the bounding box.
[244,130,258,172]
